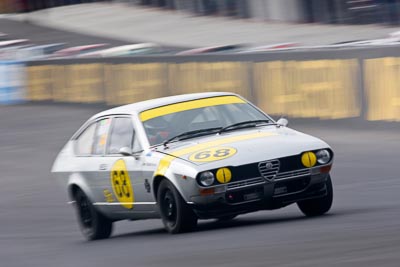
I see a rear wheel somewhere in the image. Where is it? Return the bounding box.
[157,179,197,234]
[74,189,113,240]
[297,175,333,217]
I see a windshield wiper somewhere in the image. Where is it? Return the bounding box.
[163,127,222,147]
[218,120,273,134]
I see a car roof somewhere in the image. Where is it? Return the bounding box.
[92,92,240,120]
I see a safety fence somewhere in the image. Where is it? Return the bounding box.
[2,49,400,122]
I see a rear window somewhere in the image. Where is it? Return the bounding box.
[75,123,96,155]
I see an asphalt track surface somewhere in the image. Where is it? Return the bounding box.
[1,103,400,267]
[0,19,130,47]
[0,19,184,51]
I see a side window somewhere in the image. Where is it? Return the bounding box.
[92,118,111,155]
[107,117,134,154]
[75,123,96,155]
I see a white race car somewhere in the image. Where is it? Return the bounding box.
[52,92,334,240]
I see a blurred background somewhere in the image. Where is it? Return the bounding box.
[1,1,400,267]
[0,0,400,120]
[2,0,400,25]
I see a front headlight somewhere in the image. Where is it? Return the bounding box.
[316,149,331,164]
[198,171,215,186]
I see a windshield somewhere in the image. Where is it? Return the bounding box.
[140,96,272,146]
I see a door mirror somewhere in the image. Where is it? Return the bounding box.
[277,118,288,127]
[119,147,133,156]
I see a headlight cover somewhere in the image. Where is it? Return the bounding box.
[316,149,331,164]
[198,171,215,186]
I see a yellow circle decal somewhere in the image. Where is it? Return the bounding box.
[301,152,317,168]
[216,168,232,184]
[189,147,237,163]
[110,159,134,209]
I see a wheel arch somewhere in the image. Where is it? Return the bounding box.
[152,175,166,201]
[152,175,190,203]
[67,178,112,220]
[67,173,94,202]
[69,183,81,200]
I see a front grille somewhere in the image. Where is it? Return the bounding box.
[275,169,311,181]
[258,160,280,181]
[274,177,311,196]
[206,151,329,186]
[227,177,265,190]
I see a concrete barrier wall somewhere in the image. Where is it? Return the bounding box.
[4,47,400,121]
[0,61,26,105]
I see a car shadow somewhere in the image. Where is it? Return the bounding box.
[109,212,334,240]
[89,205,385,242]
[195,213,336,233]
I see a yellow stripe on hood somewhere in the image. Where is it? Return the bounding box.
[155,132,277,176]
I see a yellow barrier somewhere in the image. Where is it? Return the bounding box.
[364,58,400,121]
[168,62,251,99]
[254,60,361,119]
[52,64,105,103]
[26,60,366,121]
[27,64,105,103]
[105,63,168,105]
[27,65,54,101]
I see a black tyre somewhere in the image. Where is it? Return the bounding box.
[74,189,113,240]
[157,179,198,234]
[297,175,333,217]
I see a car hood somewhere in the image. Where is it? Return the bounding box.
[156,126,330,169]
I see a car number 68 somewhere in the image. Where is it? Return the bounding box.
[189,147,237,162]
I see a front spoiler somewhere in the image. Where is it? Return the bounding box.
[190,173,329,219]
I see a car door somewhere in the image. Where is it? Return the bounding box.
[105,116,154,217]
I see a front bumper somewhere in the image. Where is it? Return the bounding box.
[190,172,330,219]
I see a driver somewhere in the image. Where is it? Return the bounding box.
[143,116,171,145]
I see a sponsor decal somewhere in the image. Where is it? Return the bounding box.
[189,147,237,163]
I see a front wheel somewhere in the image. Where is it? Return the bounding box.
[157,180,198,234]
[297,175,333,217]
[74,189,113,240]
